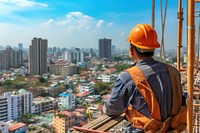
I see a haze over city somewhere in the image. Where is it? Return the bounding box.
[0,0,194,50]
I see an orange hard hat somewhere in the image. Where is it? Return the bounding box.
[127,24,160,49]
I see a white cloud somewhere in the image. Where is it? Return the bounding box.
[0,11,130,49]
[41,19,55,27]
[39,12,124,48]
[96,20,105,28]
[0,0,48,7]
[42,11,106,32]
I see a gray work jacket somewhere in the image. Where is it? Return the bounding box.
[104,58,173,133]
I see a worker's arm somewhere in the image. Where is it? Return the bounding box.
[103,72,134,116]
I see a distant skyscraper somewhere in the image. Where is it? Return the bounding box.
[29,37,48,75]
[98,38,111,59]
[63,50,72,62]
[18,43,23,50]
[0,47,23,70]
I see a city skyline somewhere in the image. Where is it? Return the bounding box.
[1,0,199,50]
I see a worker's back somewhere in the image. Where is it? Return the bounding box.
[132,58,173,121]
[104,58,173,129]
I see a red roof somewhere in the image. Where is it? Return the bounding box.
[60,111,72,117]
[75,108,85,112]
[109,68,116,71]
[9,123,26,131]
[73,112,84,117]
[79,76,86,79]
[80,121,88,126]
[76,92,90,97]
[102,94,110,99]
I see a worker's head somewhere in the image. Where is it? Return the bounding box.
[127,24,160,61]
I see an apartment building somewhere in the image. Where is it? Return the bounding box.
[33,97,57,114]
[58,91,76,110]
[53,111,77,133]
[62,48,85,63]
[101,75,111,83]
[49,59,70,75]
[78,84,94,94]
[0,89,33,122]
[61,64,78,76]
[0,97,8,121]
[0,47,23,71]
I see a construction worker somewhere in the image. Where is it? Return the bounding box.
[103,24,186,133]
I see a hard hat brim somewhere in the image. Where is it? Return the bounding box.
[127,38,160,49]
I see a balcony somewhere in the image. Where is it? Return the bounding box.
[0,106,7,110]
[0,102,7,106]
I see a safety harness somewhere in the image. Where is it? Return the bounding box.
[125,64,187,133]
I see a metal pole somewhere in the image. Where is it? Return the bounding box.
[177,0,183,71]
[198,16,200,60]
[187,0,194,132]
[160,0,168,62]
[152,0,155,28]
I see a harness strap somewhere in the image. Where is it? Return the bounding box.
[127,66,161,121]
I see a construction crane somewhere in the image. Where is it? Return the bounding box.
[86,102,93,121]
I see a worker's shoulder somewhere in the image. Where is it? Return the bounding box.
[118,70,133,84]
[165,63,180,74]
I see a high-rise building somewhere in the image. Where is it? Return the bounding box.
[0,47,23,71]
[63,50,72,62]
[18,43,23,50]
[98,38,111,59]
[62,48,85,64]
[29,37,48,75]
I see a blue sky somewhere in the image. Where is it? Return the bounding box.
[0,0,197,50]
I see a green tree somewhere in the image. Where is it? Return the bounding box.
[65,84,69,90]
[100,90,109,95]
[112,55,122,61]
[27,127,36,131]
[3,80,12,86]
[39,76,46,83]
[94,82,111,95]
[115,64,130,72]
[18,114,39,125]
[84,113,89,120]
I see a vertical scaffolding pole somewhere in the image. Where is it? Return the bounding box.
[152,0,155,28]
[187,0,194,132]
[160,0,168,62]
[177,0,183,71]
[198,17,200,60]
